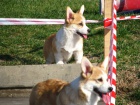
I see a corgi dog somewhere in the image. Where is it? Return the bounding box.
[43,5,90,64]
[29,57,113,105]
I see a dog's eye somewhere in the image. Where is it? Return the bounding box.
[97,78,103,82]
[78,23,83,26]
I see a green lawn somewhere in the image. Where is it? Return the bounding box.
[0,0,140,104]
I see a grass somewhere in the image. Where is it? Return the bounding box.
[0,0,140,104]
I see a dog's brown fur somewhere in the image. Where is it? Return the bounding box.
[30,79,68,105]
[43,34,56,62]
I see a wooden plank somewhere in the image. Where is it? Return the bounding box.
[104,0,113,57]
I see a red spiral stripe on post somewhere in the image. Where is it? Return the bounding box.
[107,0,117,105]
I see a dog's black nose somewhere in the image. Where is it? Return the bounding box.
[108,87,113,92]
[87,29,90,33]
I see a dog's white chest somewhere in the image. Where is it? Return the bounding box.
[56,27,83,52]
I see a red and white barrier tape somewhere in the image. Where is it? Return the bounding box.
[104,15,140,29]
[108,0,117,105]
[0,18,65,25]
[0,18,101,25]
[103,0,117,105]
[0,15,140,25]
[117,15,140,21]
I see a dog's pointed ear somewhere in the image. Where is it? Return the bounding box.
[66,6,74,23]
[81,57,92,78]
[79,5,84,14]
[100,56,109,73]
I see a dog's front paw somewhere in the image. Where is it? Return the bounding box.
[76,60,82,64]
[56,61,64,64]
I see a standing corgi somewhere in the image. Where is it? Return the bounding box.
[29,57,113,105]
[43,5,90,64]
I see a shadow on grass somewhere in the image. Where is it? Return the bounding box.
[92,52,103,57]
[129,88,140,103]
[0,46,43,65]
[27,46,43,53]
[0,54,14,61]
[17,57,39,64]
[0,54,43,65]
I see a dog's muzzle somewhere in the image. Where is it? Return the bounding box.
[76,29,90,39]
[93,87,113,98]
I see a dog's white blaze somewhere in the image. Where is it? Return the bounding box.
[78,17,89,35]
[97,71,111,93]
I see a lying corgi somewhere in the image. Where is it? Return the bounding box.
[29,57,113,105]
[43,5,90,64]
